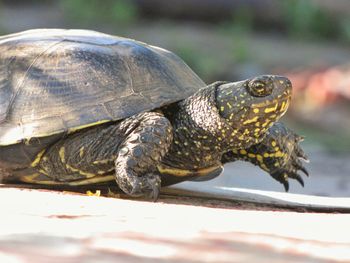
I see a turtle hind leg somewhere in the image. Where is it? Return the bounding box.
[115,112,173,200]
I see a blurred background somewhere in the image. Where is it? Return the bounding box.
[0,0,349,196]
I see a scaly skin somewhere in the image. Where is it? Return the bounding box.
[222,122,309,191]
[115,112,172,199]
[31,112,172,200]
[15,75,309,199]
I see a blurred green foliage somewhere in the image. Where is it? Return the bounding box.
[290,120,350,152]
[339,18,350,43]
[10,0,350,45]
[174,44,223,82]
[61,0,138,27]
[218,7,254,66]
[282,0,334,39]
[228,6,254,35]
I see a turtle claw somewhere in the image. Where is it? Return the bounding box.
[275,168,306,191]
[294,157,309,176]
[283,180,289,192]
[150,184,160,202]
[273,154,308,190]
[121,173,161,200]
[136,173,161,201]
[267,129,309,191]
[299,166,309,177]
[294,173,305,187]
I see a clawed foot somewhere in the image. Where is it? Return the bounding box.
[129,173,161,201]
[270,134,309,192]
[117,171,161,201]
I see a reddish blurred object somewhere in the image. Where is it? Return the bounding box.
[286,65,350,110]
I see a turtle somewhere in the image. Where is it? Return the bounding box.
[0,29,308,200]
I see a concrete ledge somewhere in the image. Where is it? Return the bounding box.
[1,186,350,262]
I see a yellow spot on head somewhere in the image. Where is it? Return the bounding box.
[264,103,278,113]
[280,100,290,112]
[220,106,225,112]
[271,140,277,147]
[253,108,259,113]
[262,120,270,127]
[243,116,258,125]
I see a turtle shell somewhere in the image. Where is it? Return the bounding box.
[0,29,205,146]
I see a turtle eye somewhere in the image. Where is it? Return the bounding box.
[247,79,273,97]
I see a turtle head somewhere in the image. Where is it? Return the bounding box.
[216,75,292,147]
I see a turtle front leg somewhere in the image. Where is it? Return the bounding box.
[115,112,173,200]
[222,122,309,191]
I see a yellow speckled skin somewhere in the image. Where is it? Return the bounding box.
[0,30,309,199]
